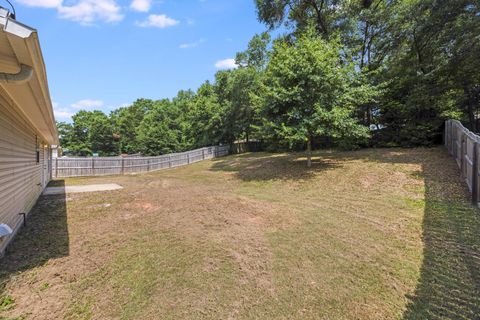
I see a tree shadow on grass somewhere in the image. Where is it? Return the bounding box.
[0,180,69,293]
[400,153,480,319]
[333,148,480,319]
[213,148,480,318]
[210,152,341,181]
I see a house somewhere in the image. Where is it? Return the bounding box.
[0,8,58,254]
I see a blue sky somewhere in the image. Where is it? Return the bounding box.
[10,0,268,122]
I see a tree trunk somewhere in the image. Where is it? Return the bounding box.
[307,137,312,168]
[360,22,369,69]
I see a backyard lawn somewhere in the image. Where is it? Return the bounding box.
[1,147,479,319]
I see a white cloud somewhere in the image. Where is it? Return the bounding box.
[18,0,124,24]
[53,99,110,121]
[179,38,205,49]
[16,0,62,8]
[71,99,104,110]
[215,58,238,70]
[57,0,124,25]
[130,0,151,12]
[53,102,75,121]
[137,14,179,28]
[54,109,75,120]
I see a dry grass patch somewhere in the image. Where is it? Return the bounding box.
[0,147,479,319]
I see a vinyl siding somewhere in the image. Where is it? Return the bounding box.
[0,92,51,254]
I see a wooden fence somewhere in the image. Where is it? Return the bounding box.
[445,119,480,206]
[53,145,230,178]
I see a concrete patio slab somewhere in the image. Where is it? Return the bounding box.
[43,184,123,195]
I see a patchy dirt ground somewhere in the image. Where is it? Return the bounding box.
[0,148,479,319]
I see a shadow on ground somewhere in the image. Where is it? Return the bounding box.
[213,148,480,318]
[395,150,480,319]
[210,152,340,181]
[0,180,69,291]
[346,148,480,318]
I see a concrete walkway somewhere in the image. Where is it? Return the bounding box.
[43,184,123,195]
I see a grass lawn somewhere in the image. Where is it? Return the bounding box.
[0,147,479,319]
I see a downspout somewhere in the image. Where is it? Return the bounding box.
[0,64,33,84]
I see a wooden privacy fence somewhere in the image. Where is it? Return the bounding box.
[53,146,230,178]
[445,120,480,206]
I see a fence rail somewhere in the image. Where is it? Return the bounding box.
[53,145,230,178]
[445,120,480,206]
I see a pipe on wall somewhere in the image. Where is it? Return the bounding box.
[0,64,33,84]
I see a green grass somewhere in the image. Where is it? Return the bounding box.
[1,147,479,319]
[0,296,15,311]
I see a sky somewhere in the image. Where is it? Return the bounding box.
[8,0,268,122]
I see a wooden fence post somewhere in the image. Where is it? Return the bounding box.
[168,155,172,168]
[448,121,452,151]
[55,157,58,178]
[121,157,125,175]
[444,120,450,152]
[202,148,205,160]
[451,121,458,156]
[147,159,151,172]
[92,158,95,176]
[444,120,447,147]
[451,121,454,155]
[460,129,463,164]
[461,133,466,179]
[187,152,190,164]
[472,141,479,207]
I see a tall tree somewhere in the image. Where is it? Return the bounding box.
[376,0,480,143]
[236,32,271,70]
[90,115,118,156]
[67,110,117,156]
[255,0,345,38]
[171,90,196,150]
[189,81,227,147]
[56,121,74,154]
[137,100,184,155]
[111,98,154,154]
[258,32,369,167]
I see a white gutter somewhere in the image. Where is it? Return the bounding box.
[0,9,35,39]
[0,9,35,84]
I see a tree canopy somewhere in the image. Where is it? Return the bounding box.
[259,32,369,166]
[58,1,479,166]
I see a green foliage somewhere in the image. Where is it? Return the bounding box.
[258,31,369,154]
[111,99,154,154]
[189,82,226,147]
[254,0,346,38]
[255,0,480,146]
[137,100,185,155]
[66,110,118,156]
[235,32,271,70]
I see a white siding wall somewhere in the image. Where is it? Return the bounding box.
[0,93,51,253]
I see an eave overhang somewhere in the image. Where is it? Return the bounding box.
[0,14,59,145]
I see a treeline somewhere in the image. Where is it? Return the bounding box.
[58,0,479,162]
